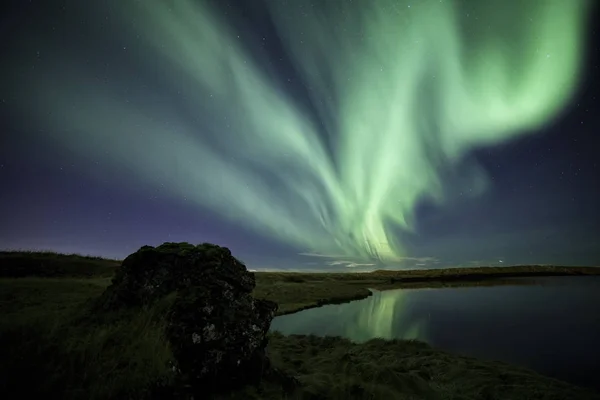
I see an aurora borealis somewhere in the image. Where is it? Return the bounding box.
[1,0,599,268]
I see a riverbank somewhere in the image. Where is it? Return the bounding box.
[1,251,599,399]
[253,265,600,315]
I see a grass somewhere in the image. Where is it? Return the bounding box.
[0,277,176,399]
[370,265,600,281]
[1,251,599,399]
[262,333,598,400]
[0,250,120,278]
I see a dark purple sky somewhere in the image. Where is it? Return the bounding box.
[1,0,599,270]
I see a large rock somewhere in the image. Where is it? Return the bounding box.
[98,242,278,395]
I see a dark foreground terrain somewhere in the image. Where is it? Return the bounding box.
[1,250,599,399]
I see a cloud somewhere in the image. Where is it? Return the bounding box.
[345,263,377,268]
[300,252,439,263]
[326,260,376,268]
[298,252,357,259]
[298,252,441,270]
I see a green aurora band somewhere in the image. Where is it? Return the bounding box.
[12,0,590,264]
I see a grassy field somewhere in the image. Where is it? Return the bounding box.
[0,250,120,278]
[1,251,599,399]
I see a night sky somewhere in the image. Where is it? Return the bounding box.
[1,0,598,270]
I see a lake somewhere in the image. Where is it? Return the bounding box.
[270,276,600,391]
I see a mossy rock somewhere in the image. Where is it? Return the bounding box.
[96,242,279,396]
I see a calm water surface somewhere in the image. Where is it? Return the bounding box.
[270,276,600,391]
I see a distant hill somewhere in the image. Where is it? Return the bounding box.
[0,251,121,278]
[370,265,600,281]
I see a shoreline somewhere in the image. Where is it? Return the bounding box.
[261,269,600,398]
[254,265,600,316]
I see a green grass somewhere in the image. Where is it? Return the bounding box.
[263,333,599,400]
[0,277,176,399]
[1,251,599,399]
[0,250,120,278]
